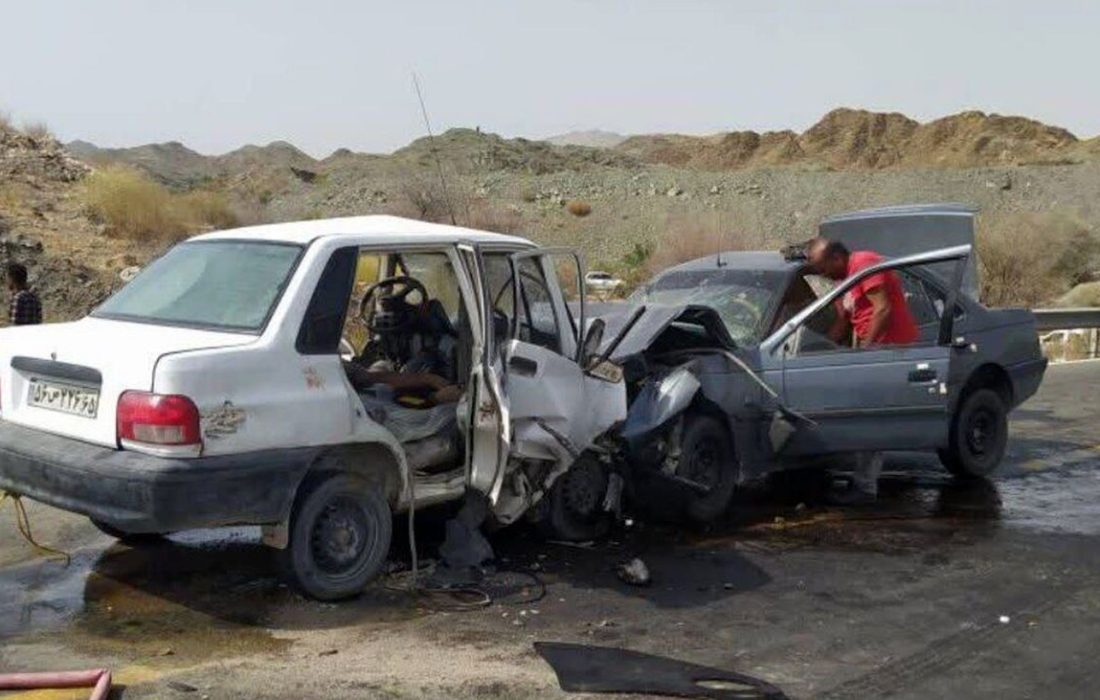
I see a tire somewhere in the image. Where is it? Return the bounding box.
[279,473,392,601]
[938,388,1009,479]
[678,414,738,523]
[537,454,612,542]
[89,518,169,545]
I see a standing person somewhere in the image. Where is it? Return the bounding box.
[7,262,42,326]
[806,238,919,504]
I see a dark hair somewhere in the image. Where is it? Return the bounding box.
[823,240,849,258]
[7,262,28,287]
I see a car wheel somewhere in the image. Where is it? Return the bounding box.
[279,473,392,601]
[89,518,169,545]
[537,453,612,542]
[938,388,1008,479]
[678,414,738,523]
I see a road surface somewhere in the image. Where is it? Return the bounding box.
[2,361,1099,699]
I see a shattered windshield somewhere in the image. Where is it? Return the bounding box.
[628,268,786,343]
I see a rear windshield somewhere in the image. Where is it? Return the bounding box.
[93,241,303,332]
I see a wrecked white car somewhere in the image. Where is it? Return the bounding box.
[0,215,624,599]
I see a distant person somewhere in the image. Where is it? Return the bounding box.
[806,238,919,505]
[7,262,42,326]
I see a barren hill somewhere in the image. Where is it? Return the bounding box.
[616,108,1087,171]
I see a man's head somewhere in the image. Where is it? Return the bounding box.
[807,237,850,280]
[6,262,28,292]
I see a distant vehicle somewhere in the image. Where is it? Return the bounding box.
[585,270,625,297]
[0,216,624,599]
[587,205,1047,525]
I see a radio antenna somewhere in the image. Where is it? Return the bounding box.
[412,72,457,226]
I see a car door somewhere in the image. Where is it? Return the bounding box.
[762,245,970,456]
[455,243,511,503]
[505,248,624,462]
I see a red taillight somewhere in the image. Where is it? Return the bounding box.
[117,391,201,448]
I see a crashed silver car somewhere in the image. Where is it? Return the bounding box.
[569,204,1048,527]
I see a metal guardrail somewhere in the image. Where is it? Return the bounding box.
[1033,308,1100,332]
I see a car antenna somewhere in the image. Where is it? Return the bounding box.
[412,72,458,226]
[715,208,726,268]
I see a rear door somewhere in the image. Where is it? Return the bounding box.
[763,246,970,455]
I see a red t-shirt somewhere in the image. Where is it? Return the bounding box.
[842,250,919,345]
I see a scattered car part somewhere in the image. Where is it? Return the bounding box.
[614,557,651,586]
[534,642,788,700]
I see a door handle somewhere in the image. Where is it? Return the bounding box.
[508,356,539,377]
[908,368,937,383]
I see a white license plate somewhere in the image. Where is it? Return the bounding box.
[29,378,100,418]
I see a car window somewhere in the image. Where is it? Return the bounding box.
[899,270,939,326]
[93,241,302,332]
[515,257,563,353]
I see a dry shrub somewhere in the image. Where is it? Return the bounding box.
[80,165,238,242]
[394,169,454,222]
[389,169,524,234]
[22,121,52,141]
[645,213,756,276]
[466,197,523,234]
[566,200,592,217]
[977,211,1097,307]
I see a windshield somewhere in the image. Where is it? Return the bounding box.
[629,268,786,343]
[93,241,303,332]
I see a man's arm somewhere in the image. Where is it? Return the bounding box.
[826,299,850,343]
[861,287,892,346]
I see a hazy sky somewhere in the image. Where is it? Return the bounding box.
[2,0,1098,156]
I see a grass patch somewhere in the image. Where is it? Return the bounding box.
[80,165,238,242]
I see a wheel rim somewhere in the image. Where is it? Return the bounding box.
[563,461,605,519]
[310,496,372,576]
[681,436,722,489]
[965,407,997,457]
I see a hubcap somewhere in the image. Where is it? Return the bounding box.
[311,497,369,575]
[966,408,996,457]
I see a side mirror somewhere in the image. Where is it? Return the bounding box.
[581,318,606,367]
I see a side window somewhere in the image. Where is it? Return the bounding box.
[514,257,563,354]
[297,247,357,354]
[341,251,384,354]
[787,259,958,356]
[483,253,517,355]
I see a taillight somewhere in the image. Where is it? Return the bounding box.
[117,391,201,454]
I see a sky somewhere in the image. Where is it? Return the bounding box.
[2,0,1098,157]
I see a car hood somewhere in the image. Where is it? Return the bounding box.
[596,302,737,361]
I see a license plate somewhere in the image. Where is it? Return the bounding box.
[29,378,100,418]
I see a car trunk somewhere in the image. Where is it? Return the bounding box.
[0,317,256,448]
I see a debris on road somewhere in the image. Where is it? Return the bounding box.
[615,557,651,586]
[534,641,789,699]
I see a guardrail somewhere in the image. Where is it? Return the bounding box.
[1033,308,1100,332]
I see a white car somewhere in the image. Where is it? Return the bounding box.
[0,216,624,599]
[585,270,625,297]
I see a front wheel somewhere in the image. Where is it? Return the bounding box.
[279,473,392,600]
[677,414,738,523]
[537,454,612,542]
[938,388,1008,479]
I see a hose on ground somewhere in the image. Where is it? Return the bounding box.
[0,490,71,565]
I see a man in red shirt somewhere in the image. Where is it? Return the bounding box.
[807,239,919,347]
[806,238,920,504]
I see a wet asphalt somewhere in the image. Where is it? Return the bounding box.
[2,361,1100,699]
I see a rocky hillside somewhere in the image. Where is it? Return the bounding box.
[616,108,1086,171]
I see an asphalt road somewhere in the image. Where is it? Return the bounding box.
[2,361,1100,699]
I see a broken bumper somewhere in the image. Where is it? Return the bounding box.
[0,421,318,533]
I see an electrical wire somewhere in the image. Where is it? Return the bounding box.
[0,491,71,565]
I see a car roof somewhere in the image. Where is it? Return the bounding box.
[658,250,800,276]
[191,214,536,247]
[820,202,977,224]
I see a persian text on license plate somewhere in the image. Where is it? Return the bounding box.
[29,378,100,418]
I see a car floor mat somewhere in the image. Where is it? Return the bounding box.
[534,641,789,700]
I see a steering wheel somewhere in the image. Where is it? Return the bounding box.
[358,275,429,333]
[724,295,763,328]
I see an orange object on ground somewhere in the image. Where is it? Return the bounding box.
[0,668,112,700]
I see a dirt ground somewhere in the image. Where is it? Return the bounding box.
[3,361,1100,699]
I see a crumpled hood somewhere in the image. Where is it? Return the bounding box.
[595,303,736,361]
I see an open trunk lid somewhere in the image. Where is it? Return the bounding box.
[0,318,255,447]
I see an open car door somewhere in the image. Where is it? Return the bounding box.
[456,244,511,503]
[762,245,970,456]
[503,248,625,465]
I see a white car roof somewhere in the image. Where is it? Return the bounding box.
[192,214,536,247]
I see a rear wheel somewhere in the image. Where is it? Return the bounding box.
[938,388,1008,479]
[89,519,169,545]
[678,414,738,523]
[279,473,392,600]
